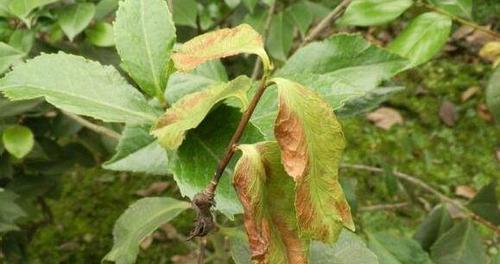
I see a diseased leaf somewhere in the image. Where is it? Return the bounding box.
[430,220,488,264]
[428,0,472,19]
[367,232,433,264]
[170,105,264,217]
[0,53,160,124]
[165,60,228,104]
[414,204,453,251]
[0,42,24,74]
[2,125,34,159]
[57,3,96,41]
[104,125,169,175]
[251,34,408,138]
[339,0,413,26]
[114,0,176,98]
[233,142,309,263]
[272,78,354,243]
[388,12,452,66]
[310,230,379,264]
[467,182,500,225]
[172,24,271,72]
[103,197,190,264]
[486,67,500,122]
[153,76,251,149]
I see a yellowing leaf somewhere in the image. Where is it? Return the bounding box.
[233,142,309,263]
[152,76,251,149]
[172,24,271,72]
[272,78,354,243]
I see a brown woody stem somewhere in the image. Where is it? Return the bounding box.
[188,73,270,239]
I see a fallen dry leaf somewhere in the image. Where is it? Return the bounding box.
[366,107,404,130]
[465,28,497,47]
[461,86,480,102]
[160,223,178,239]
[452,25,474,40]
[135,181,169,197]
[455,185,476,199]
[439,100,457,127]
[140,234,154,250]
[496,149,500,161]
[171,253,197,264]
[476,103,492,122]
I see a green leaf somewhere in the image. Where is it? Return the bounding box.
[170,105,264,217]
[0,52,160,124]
[85,22,114,47]
[252,34,408,138]
[0,95,41,117]
[95,0,119,20]
[0,42,24,74]
[430,220,488,264]
[57,3,96,41]
[233,142,309,262]
[486,67,500,122]
[103,125,169,175]
[266,12,294,61]
[467,182,500,225]
[103,197,190,264]
[172,24,271,72]
[225,0,240,8]
[114,0,176,98]
[428,0,472,19]
[224,227,252,264]
[153,76,251,149]
[310,230,379,264]
[2,125,34,159]
[388,12,452,66]
[165,60,228,104]
[367,232,433,264]
[242,0,258,13]
[286,1,313,37]
[8,29,34,53]
[272,78,354,243]
[414,204,453,251]
[7,0,58,25]
[339,0,413,26]
[0,189,26,233]
[171,0,198,27]
[337,86,405,117]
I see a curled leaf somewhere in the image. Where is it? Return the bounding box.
[233,142,309,263]
[172,24,271,72]
[272,78,354,243]
[152,76,251,149]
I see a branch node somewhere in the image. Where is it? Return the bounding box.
[187,191,216,240]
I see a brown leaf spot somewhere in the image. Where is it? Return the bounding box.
[274,100,308,179]
[439,100,457,126]
[366,107,404,130]
[455,185,476,199]
[139,234,154,250]
[461,86,480,102]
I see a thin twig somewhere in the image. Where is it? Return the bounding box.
[62,111,120,140]
[197,237,207,264]
[359,202,409,212]
[420,2,500,39]
[251,2,276,80]
[301,0,352,46]
[189,72,271,239]
[341,163,500,233]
